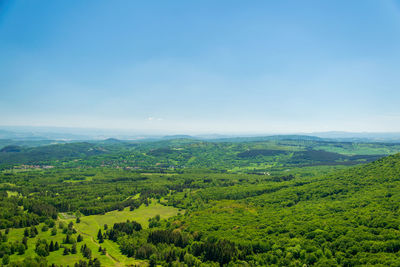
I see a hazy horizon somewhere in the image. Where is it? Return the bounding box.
[2,1,400,133]
[3,125,400,141]
[3,124,400,136]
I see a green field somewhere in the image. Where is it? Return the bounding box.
[6,223,107,266]
[6,190,19,197]
[64,202,180,266]
[6,202,179,266]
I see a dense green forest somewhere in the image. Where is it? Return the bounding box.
[0,136,400,266]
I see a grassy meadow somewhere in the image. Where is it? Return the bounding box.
[5,201,179,266]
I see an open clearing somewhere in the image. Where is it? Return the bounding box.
[7,202,179,266]
[63,201,180,266]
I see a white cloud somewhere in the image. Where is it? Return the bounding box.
[147,117,163,121]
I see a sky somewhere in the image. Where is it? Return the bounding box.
[1,0,400,134]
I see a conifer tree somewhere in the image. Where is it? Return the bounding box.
[71,243,77,254]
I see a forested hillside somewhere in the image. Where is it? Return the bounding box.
[174,154,400,266]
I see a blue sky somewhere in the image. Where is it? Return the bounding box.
[1,0,400,134]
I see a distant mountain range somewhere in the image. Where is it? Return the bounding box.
[1,126,400,143]
[311,131,400,141]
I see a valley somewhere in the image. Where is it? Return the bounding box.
[0,136,400,266]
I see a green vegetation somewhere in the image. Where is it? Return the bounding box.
[0,136,400,266]
[1,137,398,172]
